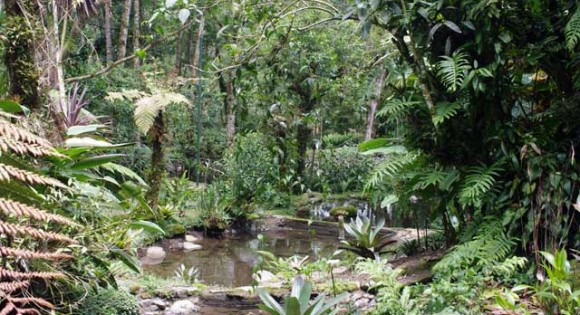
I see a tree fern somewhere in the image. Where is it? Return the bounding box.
[134,93,190,134]
[565,7,580,51]
[458,162,504,208]
[436,49,471,92]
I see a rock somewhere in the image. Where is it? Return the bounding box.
[183,242,202,252]
[164,299,199,315]
[185,235,198,242]
[141,246,166,265]
[333,266,349,275]
[146,246,166,259]
[354,298,370,309]
[253,270,284,288]
[139,298,167,311]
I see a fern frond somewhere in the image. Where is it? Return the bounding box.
[365,153,419,190]
[458,162,504,208]
[105,89,147,102]
[432,101,463,126]
[413,167,459,191]
[376,97,421,121]
[0,247,73,261]
[0,120,59,157]
[0,164,67,189]
[0,221,78,244]
[434,220,521,278]
[437,49,471,92]
[0,268,64,279]
[0,198,80,227]
[565,7,580,51]
[0,281,30,292]
[134,93,190,134]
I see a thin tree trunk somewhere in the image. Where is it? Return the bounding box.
[147,113,165,211]
[365,69,387,140]
[175,30,184,75]
[50,0,68,141]
[133,0,141,69]
[3,0,41,110]
[225,76,236,146]
[117,0,132,60]
[104,0,113,63]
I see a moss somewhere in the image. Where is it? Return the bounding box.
[164,223,186,237]
[75,288,139,315]
[329,205,357,218]
[315,279,359,294]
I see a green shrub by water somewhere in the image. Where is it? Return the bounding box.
[75,288,139,315]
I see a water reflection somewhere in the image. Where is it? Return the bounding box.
[141,229,338,287]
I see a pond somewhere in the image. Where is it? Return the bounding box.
[140,228,340,287]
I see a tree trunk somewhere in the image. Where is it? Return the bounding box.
[132,0,141,69]
[175,29,184,75]
[104,0,114,63]
[296,99,315,179]
[3,0,41,110]
[365,69,387,140]
[117,0,132,60]
[147,113,165,211]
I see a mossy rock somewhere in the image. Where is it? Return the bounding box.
[165,223,186,237]
[329,205,357,218]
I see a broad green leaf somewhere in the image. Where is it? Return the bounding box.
[110,248,141,274]
[0,100,25,113]
[129,220,165,235]
[66,124,106,136]
[70,154,125,170]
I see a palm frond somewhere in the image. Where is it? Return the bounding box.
[437,49,471,92]
[134,93,190,134]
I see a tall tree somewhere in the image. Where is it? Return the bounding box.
[365,69,387,140]
[104,0,114,63]
[117,0,132,60]
[133,0,141,69]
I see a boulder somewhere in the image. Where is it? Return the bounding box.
[141,246,166,265]
[164,299,199,315]
[185,235,198,243]
[183,242,202,252]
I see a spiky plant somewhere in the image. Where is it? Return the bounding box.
[0,108,81,314]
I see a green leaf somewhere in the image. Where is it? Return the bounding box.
[432,101,462,126]
[70,154,125,170]
[66,124,106,136]
[110,248,141,274]
[65,137,132,148]
[129,220,165,235]
[0,100,26,113]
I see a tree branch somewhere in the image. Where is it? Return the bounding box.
[65,19,195,83]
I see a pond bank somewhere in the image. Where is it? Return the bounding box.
[129,215,440,314]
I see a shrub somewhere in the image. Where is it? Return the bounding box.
[329,205,357,218]
[307,146,374,193]
[75,288,139,315]
[224,132,279,204]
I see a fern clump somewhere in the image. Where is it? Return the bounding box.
[0,107,82,314]
[75,288,139,315]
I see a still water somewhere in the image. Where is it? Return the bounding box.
[141,229,339,287]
